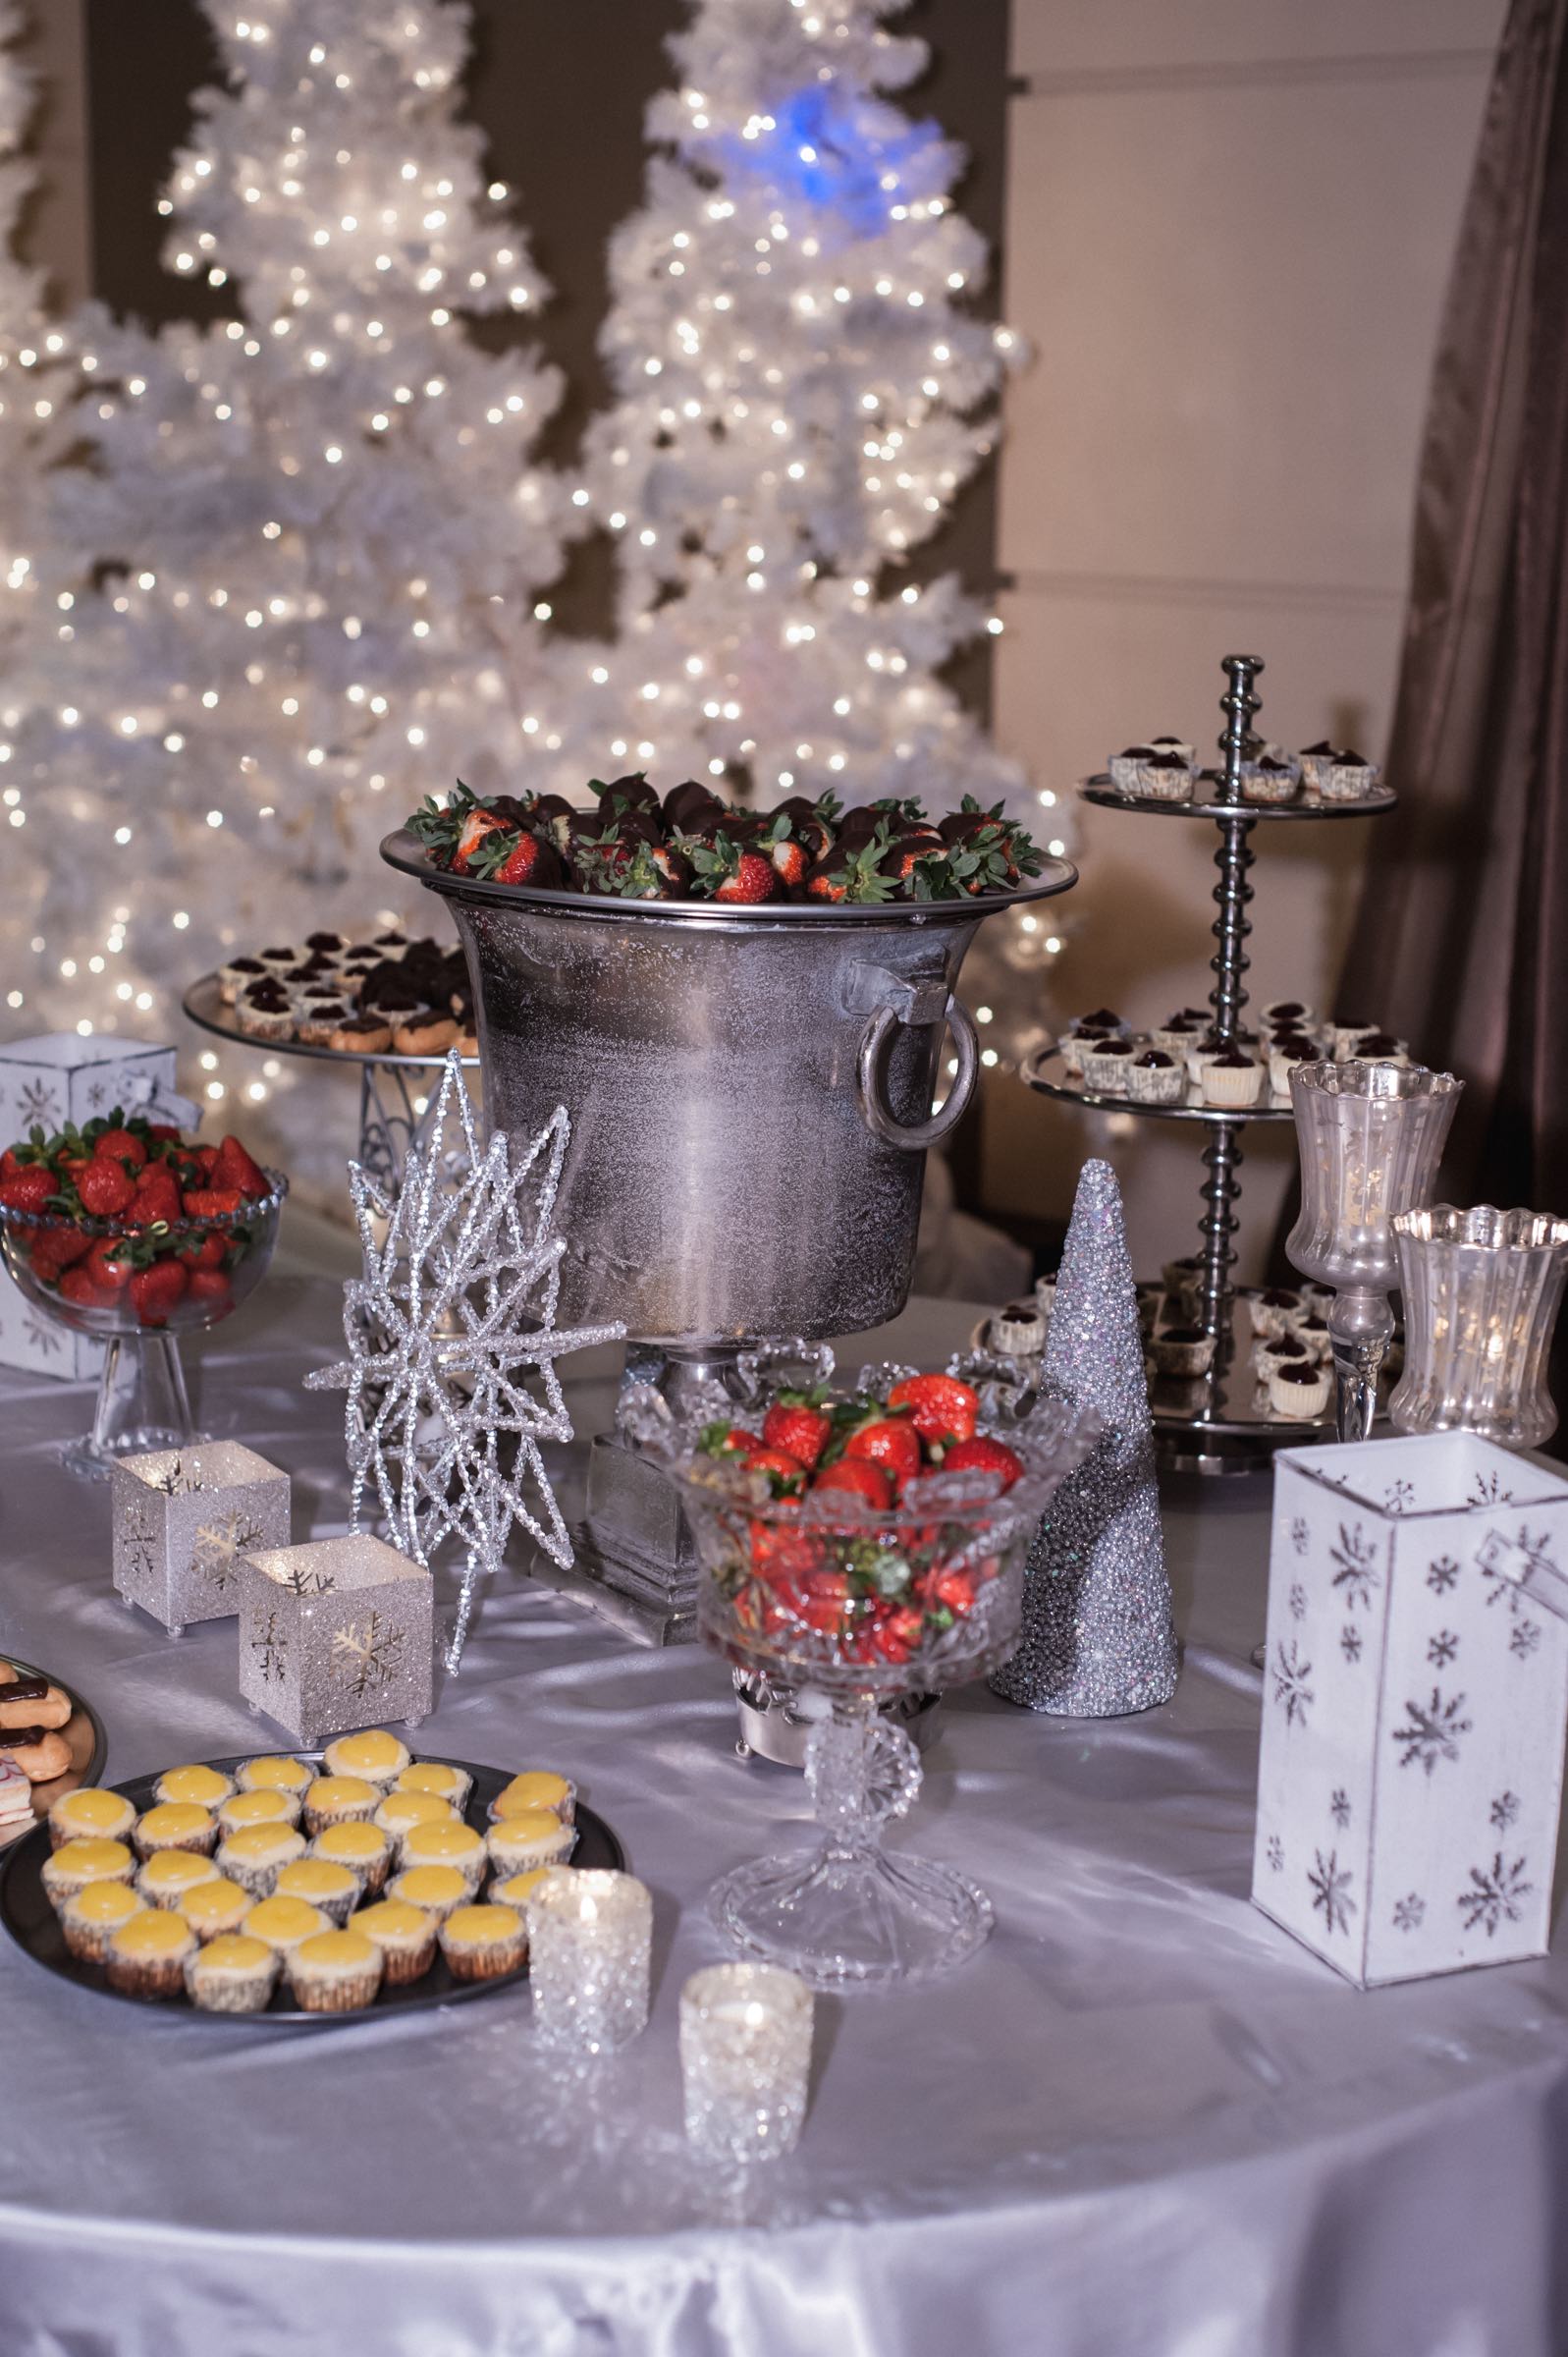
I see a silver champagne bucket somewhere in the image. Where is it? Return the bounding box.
[382,831,1077,1349]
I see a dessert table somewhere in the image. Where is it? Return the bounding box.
[2,1277,1566,2357]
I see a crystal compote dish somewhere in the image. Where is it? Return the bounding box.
[634,1361,1099,1989]
[0,1174,287,1478]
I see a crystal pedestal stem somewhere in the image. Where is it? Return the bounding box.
[65,1334,199,1482]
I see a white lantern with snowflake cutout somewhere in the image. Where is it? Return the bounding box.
[1253,1431,1568,1988]
[111,1442,290,1636]
[237,1534,433,1746]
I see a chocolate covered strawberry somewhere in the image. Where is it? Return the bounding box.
[473,827,564,891]
[685,834,777,905]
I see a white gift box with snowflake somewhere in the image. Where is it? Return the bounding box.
[0,1035,180,1379]
[1253,1432,1568,1988]
[238,1534,433,1745]
[112,1444,290,1636]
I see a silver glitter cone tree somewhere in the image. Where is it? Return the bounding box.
[992,1158,1177,1715]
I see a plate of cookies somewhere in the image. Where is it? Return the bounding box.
[0,1656,107,1851]
[0,1727,622,2020]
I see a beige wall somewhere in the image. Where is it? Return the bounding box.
[14,0,87,307]
[988,0,1504,1279]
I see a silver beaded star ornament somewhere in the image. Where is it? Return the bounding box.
[306,1053,623,1668]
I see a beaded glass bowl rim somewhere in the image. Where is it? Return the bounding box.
[0,1170,289,1240]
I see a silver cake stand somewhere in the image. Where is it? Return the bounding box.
[183,974,479,1194]
[1023,654,1398,1472]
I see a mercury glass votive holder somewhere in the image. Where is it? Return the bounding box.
[1287,1061,1463,1442]
[526,1869,652,2054]
[679,1963,814,2165]
[1389,1203,1568,1449]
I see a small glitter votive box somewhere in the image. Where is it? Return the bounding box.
[112,1444,291,1637]
[237,1534,433,1746]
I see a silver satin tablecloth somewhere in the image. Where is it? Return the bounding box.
[2,1277,1566,2357]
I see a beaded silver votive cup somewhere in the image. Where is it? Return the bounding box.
[1389,1203,1568,1449]
[526,1869,652,2055]
[679,1962,813,2164]
[1286,1061,1462,1442]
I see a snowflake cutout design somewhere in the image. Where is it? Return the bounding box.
[1427,1629,1459,1669]
[1458,1853,1532,1938]
[1510,1618,1542,1661]
[1391,1686,1473,1777]
[306,1056,623,1668]
[154,1454,203,1495]
[1469,1470,1514,1507]
[190,1512,265,1595]
[1267,1835,1283,1873]
[1340,1623,1363,1665]
[1383,1479,1416,1514]
[331,1611,406,1698]
[249,1609,288,1684]
[277,1561,336,1598]
[1290,1516,1310,1558]
[85,1079,108,1111]
[17,1077,61,1130]
[1427,1556,1460,1595]
[1288,1580,1307,1622]
[1271,1638,1315,1729]
[121,1500,159,1589]
[1329,1788,1351,1830]
[22,1311,61,1357]
[1490,1791,1521,1833]
[1392,1894,1426,1933]
[1309,1849,1356,1938]
[1329,1523,1380,1612]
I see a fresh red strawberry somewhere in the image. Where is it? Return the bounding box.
[697,1418,760,1458]
[760,1394,832,1469]
[887,1373,979,1448]
[743,1446,809,1497]
[211,1136,270,1200]
[748,1521,827,1584]
[186,1267,234,1312]
[181,1187,244,1219]
[931,1568,978,1615]
[77,1157,136,1218]
[84,1235,135,1289]
[940,1435,1024,1491]
[194,1144,222,1174]
[148,1124,183,1142]
[92,1126,147,1171]
[870,1604,926,1664]
[129,1165,183,1226]
[809,1459,892,1510]
[27,1228,89,1279]
[804,829,896,904]
[130,1259,189,1326]
[57,1151,92,1183]
[845,1416,922,1491]
[176,1230,228,1268]
[0,1166,55,1215]
[59,1265,114,1309]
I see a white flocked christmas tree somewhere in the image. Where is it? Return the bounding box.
[3,0,565,1157]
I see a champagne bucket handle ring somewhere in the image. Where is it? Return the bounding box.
[853,967,979,1151]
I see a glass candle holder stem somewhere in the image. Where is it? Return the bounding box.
[1326,1287,1395,1446]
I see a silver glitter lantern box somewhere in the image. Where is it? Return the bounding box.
[111,1445,291,1636]
[237,1535,434,1745]
[1252,1432,1568,1988]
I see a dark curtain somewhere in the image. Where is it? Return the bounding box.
[1336,0,1568,1215]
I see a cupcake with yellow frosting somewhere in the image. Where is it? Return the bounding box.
[135,1849,221,1909]
[489,1771,574,1826]
[311,1819,392,1897]
[490,1866,558,1933]
[388,1863,470,1924]
[59,1878,145,1963]
[301,1775,379,1837]
[398,1817,486,1892]
[273,1856,360,1929]
[287,1926,383,2013]
[105,1905,196,1999]
[217,1786,302,1837]
[354,1896,439,1985]
[322,1729,410,1788]
[217,1821,306,1898]
[244,1892,330,1961]
[373,1788,455,1842]
[41,1836,136,1909]
[439,1902,526,1983]
[487,1809,575,1880]
[394,1761,473,1813]
[133,1802,218,1862]
[236,1755,312,1798]
[48,1786,135,1850]
[176,1876,253,1945]
[153,1764,235,1811]
[186,1932,279,2013]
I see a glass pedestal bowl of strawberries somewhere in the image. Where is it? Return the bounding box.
[629,1357,1100,1989]
[0,1112,287,1478]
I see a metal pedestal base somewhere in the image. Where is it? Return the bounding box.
[575,1430,701,1646]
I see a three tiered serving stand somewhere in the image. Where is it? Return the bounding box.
[1023,654,1397,1472]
